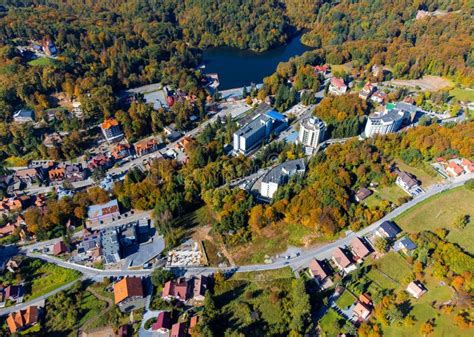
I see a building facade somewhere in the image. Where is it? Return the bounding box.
[298,117,326,149]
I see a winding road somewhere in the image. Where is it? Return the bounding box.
[1,173,472,317]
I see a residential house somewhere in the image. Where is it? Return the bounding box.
[376,221,401,239]
[101,118,124,143]
[314,64,330,75]
[189,316,199,333]
[76,234,101,261]
[13,108,35,123]
[6,256,23,273]
[113,277,145,312]
[394,236,417,253]
[192,275,210,301]
[152,311,171,333]
[308,259,332,288]
[112,143,132,160]
[260,159,306,199]
[331,248,356,273]
[0,288,5,308]
[42,38,57,56]
[88,153,113,171]
[461,158,474,173]
[328,77,347,95]
[64,164,87,182]
[0,197,25,215]
[359,82,375,100]
[162,278,190,301]
[164,125,181,142]
[446,161,464,177]
[406,281,427,299]
[4,284,24,303]
[48,167,65,183]
[370,91,387,104]
[52,240,69,256]
[87,199,121,227]
[6,306,39,333]
[350,237,371,261]
[57,186,74,199]
[135,138,159,157]
[396,170,422,195]
[43,133,63,148]
[15,168,42,186]
[0,223,17,238]
[352,302,372,321]
[355,187,372,202]
[99,175,114,191]
[170,322,187,337]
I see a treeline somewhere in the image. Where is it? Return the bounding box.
[297,0,473,85]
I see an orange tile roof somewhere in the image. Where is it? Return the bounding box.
[101,118,119,130]
[114,277,144,304]
[7,306,39,333]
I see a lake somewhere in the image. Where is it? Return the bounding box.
[202,34,312,90]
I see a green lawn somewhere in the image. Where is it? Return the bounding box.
[450,87,474,102]
[77,291,107,327]
[335,290,356,309]
[23,259,81,301]
[395,187,474,252]
[319,308,347,337]
[394,160,441,188]
[365,184,407,209]
[28,57,55,67]
[373,252,412,286]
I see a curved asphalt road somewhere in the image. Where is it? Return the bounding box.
[2,173,472,316]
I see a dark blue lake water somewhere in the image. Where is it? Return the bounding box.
[202,34,312,90]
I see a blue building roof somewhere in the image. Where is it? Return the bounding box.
[266,109,287,122]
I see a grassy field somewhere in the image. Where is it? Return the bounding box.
[319,308,346,337]
[394,160,441,187]
[382,274,460,337]
[335,290,356,309]
[372,252,412,286]
[28,57,55,67]
[395,187,474,252]
[213,267,296,336]
[23,259,81,301]
[365,184,407,209]
[450,87,474,102]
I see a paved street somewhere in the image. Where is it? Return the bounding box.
[2,173,470,317]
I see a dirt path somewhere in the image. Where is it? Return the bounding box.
[80,287,114,332]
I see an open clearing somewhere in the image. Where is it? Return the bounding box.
[450,87,474,102]
[387,76,453,91]
[394,187,474,252]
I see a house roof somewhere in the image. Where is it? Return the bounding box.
[397,171,418,189]
[87,199,120,219]
[101,118,119,130]
[332,247,352,268]
[355,187,372,201]
[406,281,426,297]
[171,322,187,337]
[353,302,371,318]
[448,161,464,175]
[193,275,209,298]
[308,259,328,280]
[395,237,417,251]
[379,221,401,238]
[113,277,144,304]
[330,77,346,89]
[190,315,199,329]
[6,306,38,333]
[358,293,372,305]
[351,237,371,259]
[53,241,68,255]
[152,311,171,331]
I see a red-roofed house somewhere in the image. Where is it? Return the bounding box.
[350,237,371,261]
[308,259,332,288]
[162,279,190,302]
[359,82,375,100]
[171,322,187,337]
[329,78,347,95]
[446,161,464,177]
[152,311,171,333]
[113,277,145,312]
[52,241,69,256]
[370,91,387,104]
[314,64,330,75]
[461,158,474,173]
[331,248,356,273]
[6,306,39,333]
